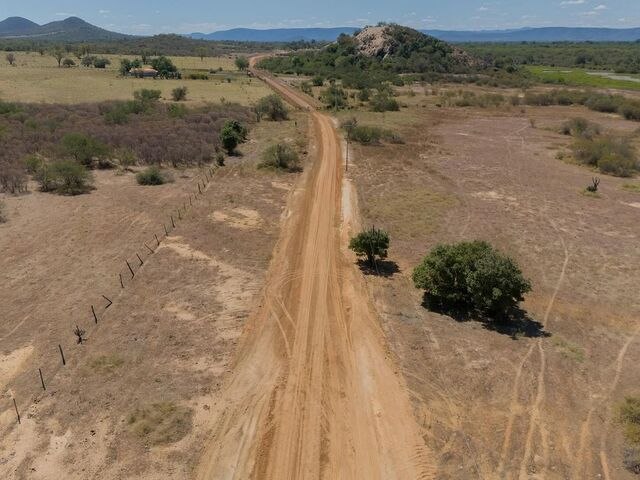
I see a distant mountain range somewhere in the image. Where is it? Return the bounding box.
[425,27,640,42]
[2,16,640,44]
[191,27,358,42]
[0,16,131,42]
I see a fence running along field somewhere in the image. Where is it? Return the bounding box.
[2,164,221,429]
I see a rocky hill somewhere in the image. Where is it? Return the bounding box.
[351,24,482,70]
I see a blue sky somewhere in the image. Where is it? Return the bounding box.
[4,0,640,34]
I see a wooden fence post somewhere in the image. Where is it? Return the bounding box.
[39,368,46,391]
[13,398,20,424]
[126,260,135,278]
[58,344,66,366]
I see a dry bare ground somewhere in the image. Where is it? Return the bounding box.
[0,115,306,478]
[346,101,640,479]
[193,62,435,479]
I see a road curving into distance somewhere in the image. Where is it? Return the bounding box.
[195,57,435,480]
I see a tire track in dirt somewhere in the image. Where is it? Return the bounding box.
[195,61,435,479]
[597,322,640,480]
[496,122,568,479]
[517,229,569,480]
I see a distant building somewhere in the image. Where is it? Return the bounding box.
[129,68,158,78]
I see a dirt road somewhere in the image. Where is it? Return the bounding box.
[194,64,434,479]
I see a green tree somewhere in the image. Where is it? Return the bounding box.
[219,120,247,154]
[235,56,249,71]
[150,56,179,78]
[349,227,390,267]
[93,57,111,69]
[259,143,299,171]
[196,47,207,61]
[35,160,93,195]
[412,241,531,317]
[321,85,347,110]
[52,47,64,67]
[60,133,109,167]
[255,94,289,121]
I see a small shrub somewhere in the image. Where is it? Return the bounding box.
[561,118,600,139]
[370,92,400,112]
[321,85,347,109]
[103,104,130,125]
[171,86,188,102]
[62,58,75,68]
[24,154,43,174]
[136,166,167,185]
[312,75,324,87]
[188,73,208,80]
[349,227,390,267]
[93,57,111,69]
[0,166,28,193]
[255,94,289,121]
[0,200,6,223]
[412,241,532,317]
[585,94,623,113]
[300,81,312,95]
[167,103,187,118]
[358,88,371,102]
[623,447,640,475]
[114,147,137,168]
[620,101,640,121]
[259,143,300,171]
[215,152,225,166]
[571,136,638,177]
[134,89,162,103]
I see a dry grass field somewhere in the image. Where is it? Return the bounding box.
[0,110,308,478]
[0,52,269,105]
[343,93,640,478]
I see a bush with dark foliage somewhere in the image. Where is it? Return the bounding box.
[413,241,531,317]
[349,227,390,267]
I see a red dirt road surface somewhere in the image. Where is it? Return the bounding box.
[194,62,435,479]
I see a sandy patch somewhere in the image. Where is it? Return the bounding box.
[210,208,263,230]
[0,345,34,391]
[624,202,640,209]
[472,190,518,203]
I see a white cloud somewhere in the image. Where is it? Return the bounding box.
[99,9,110,15]
[594,4,608,10]
[560,0,585,5]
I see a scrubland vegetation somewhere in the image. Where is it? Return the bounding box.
[619,397,640,474]
[0,91,251,195]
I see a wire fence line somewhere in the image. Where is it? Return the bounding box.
[3,163,220,428]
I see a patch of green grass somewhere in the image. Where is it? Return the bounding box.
[90,354,124,373]
[127,402,193,445]
[552,336,585,362]
[527,66,640,91]
[362,187,456,240]
[580,189,602,199]
[623,183,640,193]
[619,397,640,446]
